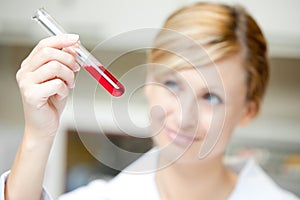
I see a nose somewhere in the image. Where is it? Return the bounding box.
[178,94,199,131]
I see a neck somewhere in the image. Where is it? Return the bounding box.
[155,155,237,200]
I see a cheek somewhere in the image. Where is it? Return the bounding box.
[204,102,246,157]
[197,105,230,158]
[148,104,165,135]
[211,103,243,139]
[206,107,225,142]
[147,86,178,135]
[224,97,248,127]
[194,105,214,138]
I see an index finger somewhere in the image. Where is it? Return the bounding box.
[28,34,79,59]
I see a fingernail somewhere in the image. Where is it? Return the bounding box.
[67,34,79,42]
[69,47,77,55]
[74,63,81,72]
[70,82,76,89]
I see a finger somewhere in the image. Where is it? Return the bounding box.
[35,79,69,109]
[30,61,75,88]
[23,46,80,73]
[62,46,77,58]
[28,34,79,59]
[21,79,69,109]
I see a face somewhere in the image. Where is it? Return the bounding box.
[145,54,256,163]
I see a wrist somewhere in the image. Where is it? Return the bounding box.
[22,127,56,151]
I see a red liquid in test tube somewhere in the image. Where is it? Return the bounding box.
[84,65,125,97]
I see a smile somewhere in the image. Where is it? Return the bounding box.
[165,127,200,147]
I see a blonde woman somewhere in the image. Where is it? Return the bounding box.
[2,2,299,200]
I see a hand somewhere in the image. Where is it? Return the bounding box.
[16,34,80,140]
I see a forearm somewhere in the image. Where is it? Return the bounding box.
[5,131,55,200]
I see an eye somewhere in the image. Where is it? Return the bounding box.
[203,93,222,105]
[164,80,180,92]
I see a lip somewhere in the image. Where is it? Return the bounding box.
[165,127,200,147]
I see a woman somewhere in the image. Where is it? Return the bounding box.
[1,2,299,200]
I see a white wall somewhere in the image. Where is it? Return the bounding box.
[0,0,300,57]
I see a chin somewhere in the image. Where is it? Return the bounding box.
[154,139,202,164]
[154,137,226,166]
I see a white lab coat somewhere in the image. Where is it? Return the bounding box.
[1,149,299,200]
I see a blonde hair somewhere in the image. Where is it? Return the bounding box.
[148,2,269,113]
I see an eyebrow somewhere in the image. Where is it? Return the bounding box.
[152,68,178,80]
[153,67,226,94]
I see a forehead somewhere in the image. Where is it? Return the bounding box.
[155,54,246,88]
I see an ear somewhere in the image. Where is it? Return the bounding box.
[238,101,258,126]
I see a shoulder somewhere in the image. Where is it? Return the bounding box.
[227,158,299,200]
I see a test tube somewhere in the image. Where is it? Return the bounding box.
[32,8,125,97]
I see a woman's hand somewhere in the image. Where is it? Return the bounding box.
[5,34,81,200]
[16,34,80,140]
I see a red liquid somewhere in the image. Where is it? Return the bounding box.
[84,65,125,97]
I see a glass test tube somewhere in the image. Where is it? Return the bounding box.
[32,8,125,97]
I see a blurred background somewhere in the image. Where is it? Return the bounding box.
[0,0,299,198]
